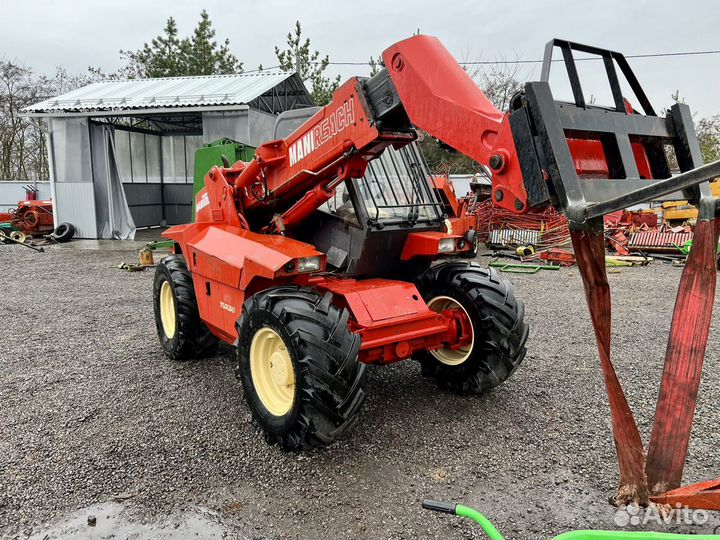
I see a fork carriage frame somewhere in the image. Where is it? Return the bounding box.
[507,39,719,228]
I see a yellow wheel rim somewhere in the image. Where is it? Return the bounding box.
[250,327,296,416]
[159,281,177,339]
[427,295,474,366]
[10,231,26,243]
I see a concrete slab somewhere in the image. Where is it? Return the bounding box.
[53,239,150,251]
[51,227,167,251]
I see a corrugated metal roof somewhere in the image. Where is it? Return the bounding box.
[24,71,301,114]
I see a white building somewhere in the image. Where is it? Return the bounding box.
[23,72,313,239]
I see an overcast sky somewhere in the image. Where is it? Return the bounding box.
[1,0,719,117]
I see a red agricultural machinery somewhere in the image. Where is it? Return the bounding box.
[430,172,482,258]
[0,187,74,244]
[153,35,720,510]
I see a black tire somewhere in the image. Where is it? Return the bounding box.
[236,286,366,451]
[0,229,10,244]
[415,261,528,394]
[52,222,75,243]
[460,230,480,259]
[153,254,218,360]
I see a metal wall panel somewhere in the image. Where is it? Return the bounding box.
[0,181,52,212]
[202,111,250,144]
[49,118,98,238]
[50,118,92,183]
[202,109,275,149]
[247,109,277,147]
[162,184,193,225]
[121,183,192,227]
[629,231,694,251]
[164,205,192,226]
[122,183,163,228]
[53,182,98,238]
[489,229,541,247]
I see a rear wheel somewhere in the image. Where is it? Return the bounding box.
[460,230,479,259]
[153,254,218,360]
[416,261,528,393]
[236,286,366,451]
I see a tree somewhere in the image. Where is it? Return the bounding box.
[185,11,242,76]
[119,11,242,78]
[0,61,102,182]
[696,115,720,164]
[274,21,340,105]
[0,60,40,181]
[417,132,483,176]
[476,58,524,112]
[368,56,384,77]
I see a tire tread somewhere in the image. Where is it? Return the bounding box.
[236,285,366,451]
[154,254,219,360]
[417,261,529,394]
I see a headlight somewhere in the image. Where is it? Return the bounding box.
[438,238,456,253]
[297,256,322,273]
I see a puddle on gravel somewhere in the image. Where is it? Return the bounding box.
[27,501,228,539]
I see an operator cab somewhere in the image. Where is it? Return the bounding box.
[271,107,450,279]
[295,142,449,279]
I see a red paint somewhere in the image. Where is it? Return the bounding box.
[160,35,718,505]
[651,478,720,510]
[567,138,653,180]
[400,231,470,260]
[430,175,478,238]
[538,248,576,266]
[1,200,55,235]
[306,276,472,365]
[431,175,465,217]
[383,36,529,213]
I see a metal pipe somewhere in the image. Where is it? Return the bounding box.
[584,160,720,220]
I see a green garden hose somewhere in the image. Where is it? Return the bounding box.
[422,499,719,540]
[422,500,504,540]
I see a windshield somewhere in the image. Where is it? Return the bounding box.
[318,182,359,225]
[355,143,444,225]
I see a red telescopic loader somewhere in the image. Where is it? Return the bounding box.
[153,36,720,510]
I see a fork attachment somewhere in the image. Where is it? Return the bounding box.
[504,38,720,506]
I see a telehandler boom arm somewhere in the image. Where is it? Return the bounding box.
[227,36,527,233]
[224,35,720,236]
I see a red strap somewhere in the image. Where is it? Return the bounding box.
[571,228,649,505]
[645,218,720,494]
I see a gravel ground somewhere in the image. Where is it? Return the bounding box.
[1,243,719,540]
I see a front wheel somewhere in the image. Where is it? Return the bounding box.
[153,254,219,360]
[236,286,366,451]
[416,261,529,393]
